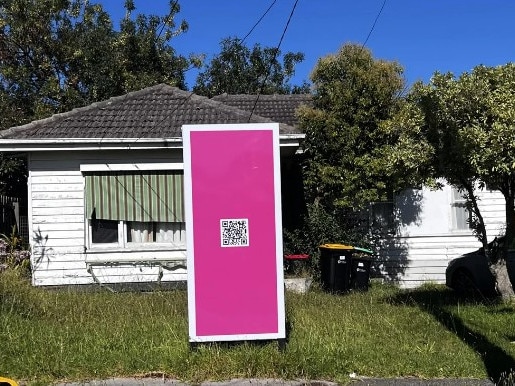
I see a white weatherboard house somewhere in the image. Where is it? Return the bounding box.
[0,84,306,287]
[0,84,506,288]
[373,185,505,288]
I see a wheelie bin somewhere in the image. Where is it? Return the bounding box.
[319,244,374,293]
[350,247,374,291]
[319,244,354,293]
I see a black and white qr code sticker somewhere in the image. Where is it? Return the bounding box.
[220,218,249,247]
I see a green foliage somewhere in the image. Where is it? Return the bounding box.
[300,43,415,211]
[0,225,30,276]
[193,37,309,97]
[0,269,41,318]
[0,154,26,196]
[295,44,432,263]
[0,0,200,198]
[0,0,196,129]
[283,203,370,280]
[407,64,515,257]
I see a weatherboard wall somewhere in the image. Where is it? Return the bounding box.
[28,150,187,287]
[25,149,507,288]
[376,184,505,288]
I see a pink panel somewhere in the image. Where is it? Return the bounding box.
[190,129,278,336]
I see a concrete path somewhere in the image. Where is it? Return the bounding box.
[53,377,494,386]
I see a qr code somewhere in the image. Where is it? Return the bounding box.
[220,218,249,247]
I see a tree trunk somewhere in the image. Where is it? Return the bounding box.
[492,187,515,298]
[504,184,515,252]
[463,182,488,251]
[491,258,515,299]
[460,182,511,296]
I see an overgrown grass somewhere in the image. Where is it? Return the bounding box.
[1,271,514,385]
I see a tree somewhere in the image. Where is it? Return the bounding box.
[285,44,434,270]
[405,64,515,297]
[299,43,430,211]
[0,0,196,128]
[0,154,25,196]
[0,0,199,200]
[193,37,309,97]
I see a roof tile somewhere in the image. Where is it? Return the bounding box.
[212,93,312,127]
[0,84,306,140]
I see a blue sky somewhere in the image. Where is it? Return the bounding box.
[98,1,515,90]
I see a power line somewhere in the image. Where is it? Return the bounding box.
[156,0,180,41]
[362,0,387,48]
[247,0,300,122]
[116,1,296,141]
[159,1,282,89]
[241,0,278,43]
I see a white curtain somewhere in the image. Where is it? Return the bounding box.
[129,222,153,243]
[128,222,185,244]
[155,222,186,243]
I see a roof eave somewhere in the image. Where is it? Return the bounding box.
[0,134,305,152]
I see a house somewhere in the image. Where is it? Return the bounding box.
[373,185,505,288]
[0,84,306,288]
[0,83,506,289]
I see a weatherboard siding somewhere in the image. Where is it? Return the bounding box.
[28,150,187,287]
[376,185,506,288]
[26,150,507,289]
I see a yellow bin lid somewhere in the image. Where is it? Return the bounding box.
[0,377,19,386]
[319,243,353,250]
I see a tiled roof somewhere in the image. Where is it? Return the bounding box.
[212,93,312,128]
[0,84,303,140]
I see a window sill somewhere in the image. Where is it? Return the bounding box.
[450,229,475,234]
[85,246,187,266]
[86,244,186,254]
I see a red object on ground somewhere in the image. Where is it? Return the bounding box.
[284,254,310,260]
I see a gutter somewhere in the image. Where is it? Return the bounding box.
[0,134,305,152]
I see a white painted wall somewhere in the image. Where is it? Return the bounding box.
[28,150,187,287]
[28,149,508,290]
[376,183,506,288]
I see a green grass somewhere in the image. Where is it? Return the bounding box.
[1,271,514,385]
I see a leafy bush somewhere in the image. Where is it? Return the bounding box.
[284,203,370,281]
[0,226,30,276]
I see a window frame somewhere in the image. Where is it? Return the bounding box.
[369,199,396,234]
[87,219,186,250]
[81,163,186,251]
[451,187,472,231]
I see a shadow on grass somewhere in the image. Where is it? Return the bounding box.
[385,287,514,383]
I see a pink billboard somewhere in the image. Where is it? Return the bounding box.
[182,123,285,343]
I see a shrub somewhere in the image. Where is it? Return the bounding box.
[283,203,370,281]
[0,226,30,276]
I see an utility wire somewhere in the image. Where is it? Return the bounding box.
[247,0,300,122]
[362,0,387,48]
[241,0,278,43]
[166,0,278,81]
[118,1,292,142]
[156,0,180,40]
[99,0,191,143]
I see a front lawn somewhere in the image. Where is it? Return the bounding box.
[1,271,514,385]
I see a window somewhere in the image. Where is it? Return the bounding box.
[85,171,185,248]
[370,200,395,232]
[451,188,472,230]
